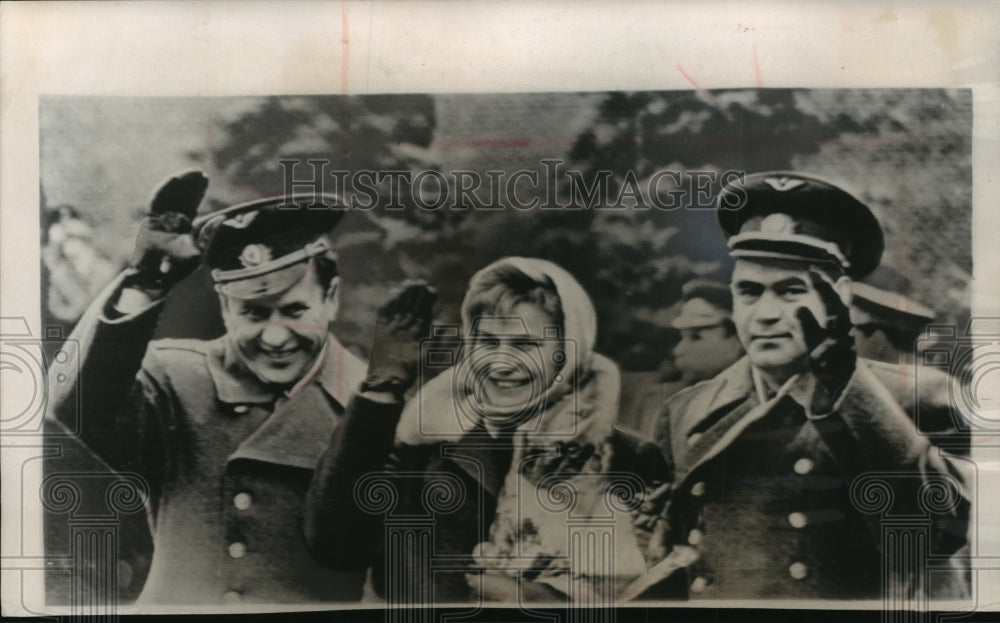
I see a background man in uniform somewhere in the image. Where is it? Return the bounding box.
[851,265,936,366]
[45,171,436,605]
[630,172,969,600]
[851,266,970,457]
[619,279,743,437]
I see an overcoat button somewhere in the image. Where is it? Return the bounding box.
[234,492,253,510]
[789,562,808,580]
[688,529,704,545]
[788,512,808,529]
[690,481,707,497]
[793,458,814,475]
[222,590,242,603]
[233,405,250,414]
[228,542,247,559]
[691,576,709,593]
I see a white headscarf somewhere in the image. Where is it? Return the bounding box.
[396,256,617,445]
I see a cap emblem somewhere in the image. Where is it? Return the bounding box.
[763,176,806,192]
[760,212,796,235]
[239,243,272,268]
[224,211,258,229]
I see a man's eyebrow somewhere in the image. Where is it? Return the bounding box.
[733,279,763,289]
[772,277,808,289]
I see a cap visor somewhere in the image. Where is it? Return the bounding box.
[215,261,313,299]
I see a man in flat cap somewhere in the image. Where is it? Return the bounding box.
[630,172,969,600]
[619,279,743,438]
[46,172,436,606]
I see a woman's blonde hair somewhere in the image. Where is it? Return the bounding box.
[463,264,563,327]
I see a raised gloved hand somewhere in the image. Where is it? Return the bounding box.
[126,171,208,293]
[795,269,857,412]
[361,281,438,397]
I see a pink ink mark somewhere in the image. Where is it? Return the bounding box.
[434,137,568,150]
[145,500,166,518]
[676,63,719,108]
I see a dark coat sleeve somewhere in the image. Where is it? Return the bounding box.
[46,272,170,486]
[303,394,406,571]
[824,364,971,585]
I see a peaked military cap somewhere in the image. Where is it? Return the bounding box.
[672,279,733,330]
[716,171,884,279]
[851,265,935,327]
[193,194,347,299]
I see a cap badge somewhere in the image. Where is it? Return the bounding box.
[760,212,796,234]
[224,211,258,229]
[239,243,272,268]
[763,176,806,192]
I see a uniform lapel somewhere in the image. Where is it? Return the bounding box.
[671,358,774,482]
[228,382,339,469]
[216,335,368,470]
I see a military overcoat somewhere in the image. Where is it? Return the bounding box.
[47,272,385,606]
[648,357,969,600]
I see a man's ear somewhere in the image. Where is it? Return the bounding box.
[833,275,852,309]
[324,277,340,321]
[217,292,234,331]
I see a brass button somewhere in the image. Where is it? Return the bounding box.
[793,458,814,475]
[228,542,247,559]
[789,562,808,580]
[690,481,706,497]
[687,529,704,546]
[233,405,250,414]
[233,492,253,511]
[222,590,242,603]
[788,512,807,529]
[690,576,709,593]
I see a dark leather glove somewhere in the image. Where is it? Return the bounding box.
[795,269,856,412]
[361,281,437,397]
[126,171,208,292]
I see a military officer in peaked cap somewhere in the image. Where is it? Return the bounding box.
[46,172,437,605]
[619,279,743,438]
[851,266,971,458]
[628,172,970,601]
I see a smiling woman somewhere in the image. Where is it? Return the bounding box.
[337,257,672,604]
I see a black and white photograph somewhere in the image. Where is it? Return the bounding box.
[2,2,998,619]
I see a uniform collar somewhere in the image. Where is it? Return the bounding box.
[676,357,862,482]
[671,357,766,480]
[751,366,815,409]
[212,334,369,470]
[689,357,757,426]
[207,334,366,408]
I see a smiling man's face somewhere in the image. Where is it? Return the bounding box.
[730,258,832,382]
[219,269,338,387]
